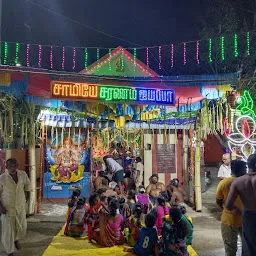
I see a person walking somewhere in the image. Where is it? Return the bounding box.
[216,160,246,256]
[226,154,256,256]
[0,158,31,256]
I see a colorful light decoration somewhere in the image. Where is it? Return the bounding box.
[84,48,88,70]
[50,46,53,69]
[38,45,42,67]
[121,48,124,70]
[62,47,65,70]
[227,116,256,160]
[108,48,112,71]
[247,32,250,56]
[15,43,20,65]
[146,47,149,68]
[208,39,213,63]
[170,44,174,68]
[3,32,256,71]
[96,48,100,71]
[236,90,256,120]
[133,48,137,71]
[4,42,8,65]
[234,34,238,57]
[26,44,30,67]
[87,48,154,76]
[51,81,175,105]
[72,47,76,70]
[220,36,225,61]
[183,43,187,65]
[196,41,199,64]
[158,46,162,69]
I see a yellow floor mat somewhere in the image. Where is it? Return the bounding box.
[43,226,198,256]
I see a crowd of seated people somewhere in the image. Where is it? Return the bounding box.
[64,167,193,256]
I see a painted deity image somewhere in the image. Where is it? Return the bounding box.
[46,132,90,183]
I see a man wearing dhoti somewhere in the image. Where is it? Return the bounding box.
[0,158,31,256]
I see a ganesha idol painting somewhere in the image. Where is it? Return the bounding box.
[46,134,90,183]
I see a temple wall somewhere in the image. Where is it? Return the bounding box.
[143,130,183,187]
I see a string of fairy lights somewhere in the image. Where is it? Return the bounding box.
[0,32,254,72]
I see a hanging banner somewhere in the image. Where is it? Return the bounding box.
[51,81,175,105]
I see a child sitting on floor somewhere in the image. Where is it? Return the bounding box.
[64,197,88,237]
[136,186,149,214]
[178,204,194,245]
[124,213,159,256]
[88,193,102,242]
[126,202,145,246]
[100,195,109,213]
[66,189,81,218]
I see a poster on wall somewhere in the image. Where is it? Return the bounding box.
[43,130,90,199]
[156,144,176,173]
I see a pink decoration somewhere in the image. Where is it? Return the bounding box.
[170,44,174,68]
[72,48,76,70]
[196,41,200,64]
[26,44,30,67]
[146,47,149,68]
[50,46,53,69]
[62,47,65,70]
[183,43,187,65]
[158,46,162,70]
[38,45,42,67]
[242,119,250,138]
[223,118,231,136]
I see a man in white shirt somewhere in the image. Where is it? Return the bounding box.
[218,153,231,180]
[0,158,31,256]
[103,156,124,194]
[134,157,144,190]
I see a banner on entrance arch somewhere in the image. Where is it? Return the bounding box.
[51,81,175,105]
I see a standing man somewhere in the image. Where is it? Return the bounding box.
[134,157,144,190]
[103,156,124,194]
[216,160,246,256]
[218,153,231,180]
[0,158,31,256]
[226,154,256,256]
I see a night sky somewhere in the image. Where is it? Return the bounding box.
[2,0,213,75]
[3,0,207,48]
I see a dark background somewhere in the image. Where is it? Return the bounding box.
[2,0,254,76]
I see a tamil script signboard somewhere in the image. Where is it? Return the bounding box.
[156,144,176,173]
[51,81,175,105]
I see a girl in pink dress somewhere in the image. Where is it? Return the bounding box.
[153,197,169,236]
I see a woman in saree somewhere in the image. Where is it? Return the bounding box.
[92,198,124,247]
[161,207,189,256]
[64,197,88,237]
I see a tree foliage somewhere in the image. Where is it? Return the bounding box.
[200,0,256,94]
